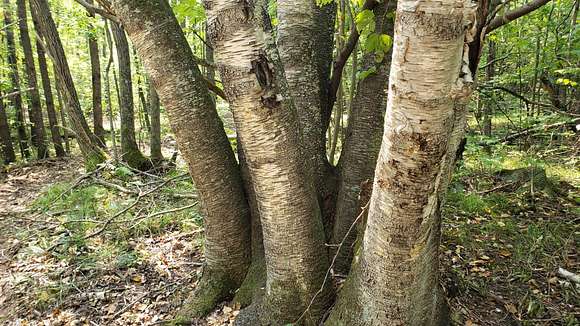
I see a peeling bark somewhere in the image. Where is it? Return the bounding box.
[326,0,476,324]
[110,0,251,318]
[204,0,331,323]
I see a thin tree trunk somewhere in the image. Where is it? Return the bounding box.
[483,40,495,136]
[33,14,65,157]
[148,78,162,162]
[110,21,149,170]
[30,0,106,170]
[104,21,118,161]
[330,2,394,275]
[16,0,47,159]
[206,1,331,324]
[110,0,251,319]
[54,73,70,154]
[0,90,16,163]
[133,47,150,133]
[327,0,476,324]
[86,0,105,146]
[4,0,30,159]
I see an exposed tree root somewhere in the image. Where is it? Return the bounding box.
[175,269,239,322]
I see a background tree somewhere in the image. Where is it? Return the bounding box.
[3,0,29,159]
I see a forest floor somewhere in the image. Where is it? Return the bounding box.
[0,117,578,325]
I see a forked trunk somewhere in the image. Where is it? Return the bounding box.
[17,0,48,159]
[330,2,394,274]
[110,0,251,318]
[4,0,30,159]
[110,21,149,170]
[30,0,106,170]
[205,0,331,324]
[326,0,476,324]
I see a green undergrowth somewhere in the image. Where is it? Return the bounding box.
[443,118,579,325]
[22,164,202,310]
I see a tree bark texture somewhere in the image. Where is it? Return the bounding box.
[110,21,149,170]
[17,0,48,159]
[276,0,336,203]
[204,0,331,324]
[4,0,30,159]
[0,91,16,163]
[330,2,395,275]
[110,0,251,318]
[32,12,65,157]
[327,0,476,324]
[30,0,106,170]
[87,0,105,146]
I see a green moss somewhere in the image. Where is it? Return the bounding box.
[234,256,266,307]
[176,269,240,320]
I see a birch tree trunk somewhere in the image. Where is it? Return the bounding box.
[109,0,251,318]
[204,0,331,323]
[330,2,394,275]
[110,21,149,170]
[30,0,106,170]
[4,0,30,159]
[327,0,476,324]
[17,0,48,159]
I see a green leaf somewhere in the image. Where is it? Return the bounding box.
[355,9,375,34]
[357,66,377,81]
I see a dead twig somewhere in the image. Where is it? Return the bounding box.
[295,202,370,324]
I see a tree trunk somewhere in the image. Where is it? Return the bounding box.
[205,0,331,324]
[86,0,105,146]
[330,2,394,275]
[54,72,70,154]
[30,0,106,170]
[148,78,162,162]
[110,21,150,170]
[483,39,494,136]
[33,14,65,157]
[4,0,30,159]
[104,20,118,161]
[327,0,476,324]
[0,90,16,163]
[110,0,251,318]
[133,48,150,133]
[17,0,48,159]
[276,0,336,204]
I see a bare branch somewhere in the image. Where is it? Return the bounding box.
[74,0,119,23]
[486,0,552,33]
[326,0,379,122]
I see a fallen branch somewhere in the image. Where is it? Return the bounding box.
[558,267,580,284]
[500,118,579,144]
[128,202,198,229]
[91,176,138,194]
